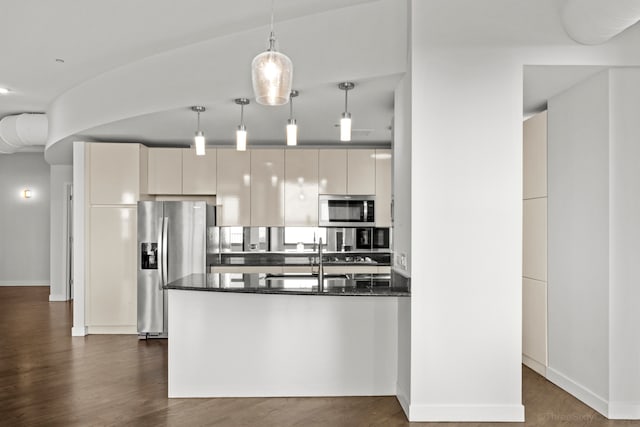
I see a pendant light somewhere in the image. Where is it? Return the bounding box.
[338,82,355,142]
[191,106,206,156]
[251,0,293,106]
[286,90,298,146]
[235,98,250,151]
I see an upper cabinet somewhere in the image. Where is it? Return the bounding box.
[89,142,143,205]
[147,147,217,195]
[375,149,392,227]
[285,149,319,226]
[319,149,347,194]
[523,111,547,199]
[251,149,285,226]
[147,148,182,195]
[182,148,217,195]
[347,149,376,195]
[217,149,251,226]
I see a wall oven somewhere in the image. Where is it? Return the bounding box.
[319,195,375,227]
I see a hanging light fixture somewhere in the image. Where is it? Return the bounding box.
[338,82,355,142]
[251,0,293,106]
[286,90,298,146]
[235,98,250,151]
[191,106,206,156]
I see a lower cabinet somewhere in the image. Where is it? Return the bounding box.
[87,206,137,332]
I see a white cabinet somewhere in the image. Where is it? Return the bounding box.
[182,148,217,195]
[523,278,548,371]
[285,149,319,226]
[251,149,285,226]
[347,149,375,195]
[375,149,392,227]
[523,111,547,199]
[523,198,547,281]
[147,148,182,194]
[87,206,137,329]
[217,149,251,226]
[319,149,347,194]
[89,143,142,205]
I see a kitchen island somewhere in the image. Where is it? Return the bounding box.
[166,272,409,398]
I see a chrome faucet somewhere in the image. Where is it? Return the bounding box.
[318,237,324,292]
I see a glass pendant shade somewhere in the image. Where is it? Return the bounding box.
[194,131,205,156]
[252,35,293,106]
[236,125,247,151]
[340,113,352,142]
[286,119,297,146]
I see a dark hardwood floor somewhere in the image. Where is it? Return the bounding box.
[1,286,638,426]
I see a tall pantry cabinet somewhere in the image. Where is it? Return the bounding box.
[85,142,147,334]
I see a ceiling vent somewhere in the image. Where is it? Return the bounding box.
[562,0,640,45]
[0,113,48,154]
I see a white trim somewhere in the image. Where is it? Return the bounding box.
[546,367,608,417]
[49,294,69,302]
[408,404,525,422]
[523,355,547,377]
[0,281,49,286]
[396,388,410,418]
[71,326,88,337]
[87,325,137,335]
[608,402,640,420]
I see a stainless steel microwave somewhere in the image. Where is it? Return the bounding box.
[318,195,375,227]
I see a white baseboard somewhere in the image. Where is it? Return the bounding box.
[396,387,410,418]
[609,402,640,420]
[408,404,525,422]
[87,325,137,335]
[546,367,608,417]
[522,354,547,377]
[71,326,88,337]
[0,281,49,286]
[49,294,70,302]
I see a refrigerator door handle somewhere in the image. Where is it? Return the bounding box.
[162,216,169,286]
[157,218,164,290]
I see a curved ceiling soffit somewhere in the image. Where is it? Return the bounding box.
[45,0,406,161]
[562,0,640,45]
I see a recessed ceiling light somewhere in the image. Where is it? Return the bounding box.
[0,87,9,95]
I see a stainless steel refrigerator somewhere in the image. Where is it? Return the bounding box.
[137,201,215,338]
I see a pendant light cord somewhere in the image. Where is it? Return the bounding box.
[240,104,245,126]
[197,111,201,132]
[289,93,294,119]
[344,88,349,113]
[268,0,276,50]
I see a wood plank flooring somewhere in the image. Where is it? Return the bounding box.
[1,286,638,426]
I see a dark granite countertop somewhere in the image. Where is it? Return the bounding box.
[165,272,410,297]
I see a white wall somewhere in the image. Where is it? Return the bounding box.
[49,165,73,301]
[547,68,640,419]
[393,73,412,415]
[608,68,640,418]
[547,71,611,411]
[0,153,50,285]
[408,4,524,421]
[393,75,411,275]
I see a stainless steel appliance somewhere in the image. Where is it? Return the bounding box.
[318,195,375,227]
[355,227,390,250]
[137,201,215,338]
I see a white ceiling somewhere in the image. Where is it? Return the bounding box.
[2,0,639,163]
[0,0,404,163]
